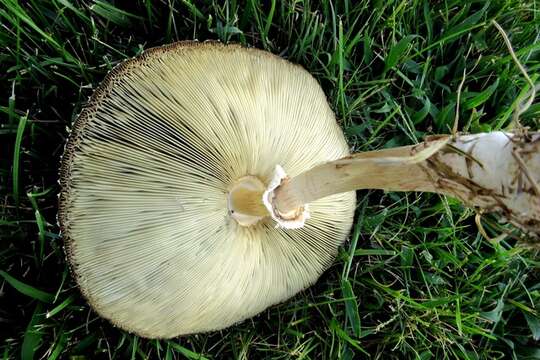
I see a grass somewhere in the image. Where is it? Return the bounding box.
[1,0,539,359]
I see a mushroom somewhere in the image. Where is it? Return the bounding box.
[59,41,540,338]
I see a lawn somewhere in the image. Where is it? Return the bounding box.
[1,0,540,359]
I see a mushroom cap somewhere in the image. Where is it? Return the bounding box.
[59,41,355,338]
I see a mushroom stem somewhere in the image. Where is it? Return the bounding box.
[268,131,540,234]
[273,143,443,212]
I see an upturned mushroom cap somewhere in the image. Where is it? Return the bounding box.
[59,41,355,338]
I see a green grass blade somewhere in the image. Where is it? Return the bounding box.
[524,312,540,341]
[46,295,75,318]
[464,78,499,110]
[354,249,397,256]
[90,1,144,27]
[26,187,52,263]
[12,113,27,207]
[167,341,208,360]
[384,35,417,73]
[329,318,369,356]
[21,303,44,360]
[47,332,67,360]
[341,279,361,337]
[0,271,54,303]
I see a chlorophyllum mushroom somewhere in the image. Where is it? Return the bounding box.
[59,41,539,339]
